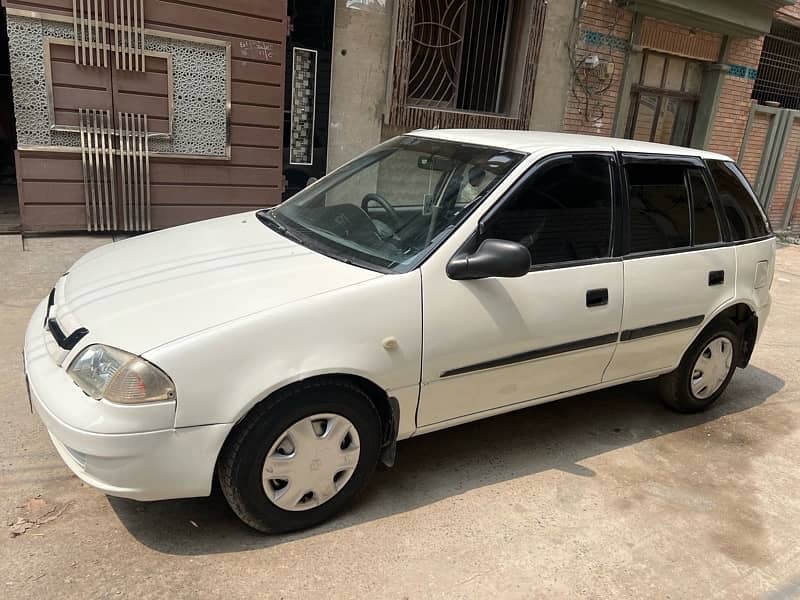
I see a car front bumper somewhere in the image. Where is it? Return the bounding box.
[24,297,232,501]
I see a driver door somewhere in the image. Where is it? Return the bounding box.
[417,153,624,427]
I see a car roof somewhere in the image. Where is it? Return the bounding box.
[407,129,732,162]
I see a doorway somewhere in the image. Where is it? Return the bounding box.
[0,7,19,233]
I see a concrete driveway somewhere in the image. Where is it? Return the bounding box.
[2,234,800,599]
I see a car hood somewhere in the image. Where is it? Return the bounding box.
[57,211,382,355]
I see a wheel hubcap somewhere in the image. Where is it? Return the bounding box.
[690,336,733,400]
[261,413,361,512]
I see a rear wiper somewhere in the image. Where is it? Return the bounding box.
[256,210,305,246]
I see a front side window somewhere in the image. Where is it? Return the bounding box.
[266,136,524,272]
[707,160,771,241]
[483,154,614,266]
[626,163,691,253]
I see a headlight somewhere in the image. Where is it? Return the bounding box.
[67,344,176,404]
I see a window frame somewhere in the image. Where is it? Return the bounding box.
[386,0,547,130]
[471,151,622,272]
[446,151,776,278]
[625,50,702,147]
[406,0,514,114]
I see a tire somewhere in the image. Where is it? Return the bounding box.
[217,378,382,533]
[658,319,741,414]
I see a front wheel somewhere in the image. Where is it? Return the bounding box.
[217,379,382,533]
[659,320,740,413]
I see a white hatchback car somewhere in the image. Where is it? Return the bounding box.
[24,131,774,533]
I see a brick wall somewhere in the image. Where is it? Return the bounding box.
[560,1,800,231]
[707,36,765,159]
[639,17,722,61]
[562,0,788,168]
[562,0,632,136]
[778,3,800,22]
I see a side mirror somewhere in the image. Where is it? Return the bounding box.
[447,239,531,280]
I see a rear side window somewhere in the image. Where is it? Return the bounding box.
[626,163,691,253]
[708,160,770,241]
[484,154,613,266]
[688,170,721,245]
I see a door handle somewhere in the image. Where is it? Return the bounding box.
[708,270,725,286]
[586,288,609,307]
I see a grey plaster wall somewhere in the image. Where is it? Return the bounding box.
[529,0,577,132]
[327,0,393,171]
[327,0,578,165]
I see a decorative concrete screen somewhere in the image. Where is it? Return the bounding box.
[290,47,317,166]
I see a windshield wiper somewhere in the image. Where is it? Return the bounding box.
[256,210,305,246]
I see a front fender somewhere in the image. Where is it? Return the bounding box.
[145,271,422,436]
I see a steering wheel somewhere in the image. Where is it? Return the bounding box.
[361,193,401,230]
[315,204,383,247]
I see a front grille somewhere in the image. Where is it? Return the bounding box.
[47,318,88,351]
[44,277,89,353]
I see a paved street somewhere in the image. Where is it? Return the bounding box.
[1,234,800,599]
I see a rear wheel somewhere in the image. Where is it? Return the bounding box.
[659,320,740,413]
[217,379,382,533]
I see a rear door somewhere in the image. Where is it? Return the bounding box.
[604,155,736,381]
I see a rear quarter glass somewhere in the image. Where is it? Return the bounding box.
[707,160,771,241]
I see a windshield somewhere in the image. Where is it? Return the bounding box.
[262,136,524,273]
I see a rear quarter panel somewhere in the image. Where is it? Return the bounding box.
[735,238,776,309]
[667,236,776,367]
[734,237,776,339]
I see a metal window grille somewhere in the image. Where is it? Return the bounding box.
[753,20,800,110]
[387,0,547,130]
[408,0,512,113]
[626,51,701,147]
